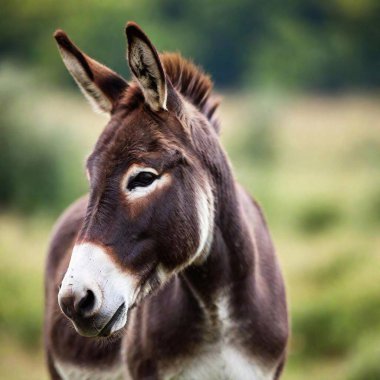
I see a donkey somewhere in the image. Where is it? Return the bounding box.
[44,22,288,380]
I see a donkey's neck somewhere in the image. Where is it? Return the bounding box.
[181,142,255,312]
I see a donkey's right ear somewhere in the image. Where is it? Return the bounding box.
[125,22,167,111]
[54,30,128,114]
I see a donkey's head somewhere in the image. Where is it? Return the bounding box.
[57,23,220,337]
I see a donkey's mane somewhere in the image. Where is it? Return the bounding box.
[161,53,220,132]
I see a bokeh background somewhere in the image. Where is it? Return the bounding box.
[1,1,379,379]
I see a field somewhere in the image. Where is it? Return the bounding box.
[0,67,379,379]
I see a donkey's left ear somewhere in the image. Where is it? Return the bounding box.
[54,30,128,114]
[125,22,167,111]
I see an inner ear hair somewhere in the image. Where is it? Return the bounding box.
[125,22,167,111]
[54,30,128,114]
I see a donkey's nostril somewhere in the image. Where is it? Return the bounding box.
[59,289,98,320]
[59,295,75,319]
[76,289,96,316]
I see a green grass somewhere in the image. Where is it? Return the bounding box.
[0,68,379,379]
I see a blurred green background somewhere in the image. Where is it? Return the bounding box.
[0,1,379,379]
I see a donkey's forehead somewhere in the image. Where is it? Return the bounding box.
[87,105,186,172]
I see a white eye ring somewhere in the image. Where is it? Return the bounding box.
[127,169,159,191]
[123,165,162,200]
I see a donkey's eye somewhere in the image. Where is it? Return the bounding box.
[127,172,158,191]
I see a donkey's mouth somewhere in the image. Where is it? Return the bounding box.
[98,303,126,337]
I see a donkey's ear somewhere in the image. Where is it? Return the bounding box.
[125,22,167,111]
[54,30,128,114]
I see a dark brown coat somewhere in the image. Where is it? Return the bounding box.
[44,22,288,380]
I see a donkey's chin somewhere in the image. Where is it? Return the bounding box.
[72,303,127,338]
[97,303,127,337]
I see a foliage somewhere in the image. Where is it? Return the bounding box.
[294,200,342,235]
[0,66,87,214]
[365,186,380,226]
[0,268,42,349]
[293,288,380,358]
[0,0,379,90]
[348,342,380,380]
[232,107,278,166]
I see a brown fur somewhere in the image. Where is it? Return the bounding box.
[160,53,221,132]
[45,22,288,380]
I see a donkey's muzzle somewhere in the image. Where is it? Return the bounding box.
[58,242,134,337]
[58,286,103,336]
